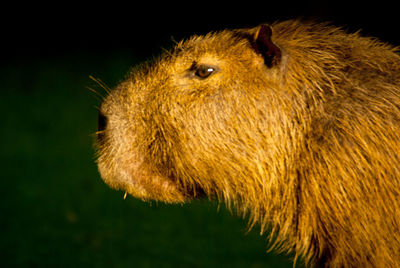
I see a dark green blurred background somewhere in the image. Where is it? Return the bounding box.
[2,52,298,267]
[2,2,398,267]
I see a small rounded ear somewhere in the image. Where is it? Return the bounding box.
[248,25,282,68]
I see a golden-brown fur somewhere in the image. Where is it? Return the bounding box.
[96,20,400,267]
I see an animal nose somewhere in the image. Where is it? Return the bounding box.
[97,110,107,143]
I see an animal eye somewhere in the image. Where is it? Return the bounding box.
[195,65,215,79]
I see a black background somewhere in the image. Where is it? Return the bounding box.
[3,1,400,64]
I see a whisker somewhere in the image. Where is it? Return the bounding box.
[89,75,112,95]
[170,36,179,46]
[161,47,173,57]
[87,86,105,101]
[89,132,99,138]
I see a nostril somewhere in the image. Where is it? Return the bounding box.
[97,110,107,142]
[98,110,107,132]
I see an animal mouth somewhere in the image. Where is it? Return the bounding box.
[96,105,208,203]
[96,145,189,203]
[96,110,190,203]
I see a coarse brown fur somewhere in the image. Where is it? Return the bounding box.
[95,20,400,267]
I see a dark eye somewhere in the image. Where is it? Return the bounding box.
[195,65,215,79]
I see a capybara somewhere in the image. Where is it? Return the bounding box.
[96,20,400,267]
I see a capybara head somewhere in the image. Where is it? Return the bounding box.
[96,20,400,267]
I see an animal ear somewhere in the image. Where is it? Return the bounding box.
[251,25,281,68]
